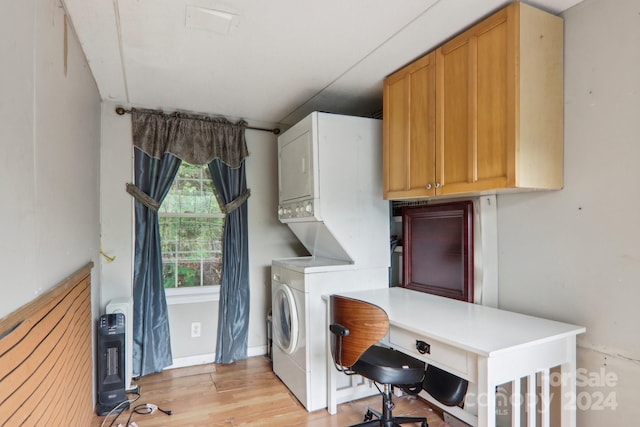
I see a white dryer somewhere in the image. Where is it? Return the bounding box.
[271,257,387,412]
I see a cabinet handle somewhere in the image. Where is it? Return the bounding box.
[435,182,441,189]
[416,340,431,354]
[426,183,432,190]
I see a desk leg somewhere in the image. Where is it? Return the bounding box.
[477,356,496,427]
[326,300,337,415]
[526,373,536,426]
[561,336,578,427]
[511,378,521,426]
[540,369,551,427]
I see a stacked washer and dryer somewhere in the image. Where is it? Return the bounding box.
[271,112,389,412]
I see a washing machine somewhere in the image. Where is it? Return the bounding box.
[271,262,308,407]
[271,257,387,412]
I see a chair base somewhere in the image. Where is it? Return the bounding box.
[347,386,428,427]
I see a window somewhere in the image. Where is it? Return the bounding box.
[159,163,224,291]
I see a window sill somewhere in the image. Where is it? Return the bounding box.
[165,286,220,305]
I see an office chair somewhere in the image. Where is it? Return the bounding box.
[329,295,428,427]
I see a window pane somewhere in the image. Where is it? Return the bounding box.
[181,163,201,179]
[177,261,201,287]
[160,217,179,252]
[159,162,224,289]
[202,260,222,287]
[204,180,223,214]
[163,263,176,288]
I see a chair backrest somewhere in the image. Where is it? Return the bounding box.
[329,295,389,368]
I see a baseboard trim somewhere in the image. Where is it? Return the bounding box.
[168,345,267,369]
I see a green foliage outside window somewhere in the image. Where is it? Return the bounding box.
[159,163,224,289]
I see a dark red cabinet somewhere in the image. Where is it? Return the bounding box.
[402,201,474,302]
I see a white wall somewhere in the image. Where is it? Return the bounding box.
[496,0,640,423]
[99,103,305,361]
[0,1,101,319]
[99,104,134,308]
[168,301,218,359]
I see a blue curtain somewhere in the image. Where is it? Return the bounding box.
[209,160,250,364]
[132,150,181,376]
[129,107,250,374]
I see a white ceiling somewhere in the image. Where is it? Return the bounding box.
[63,0,583,127]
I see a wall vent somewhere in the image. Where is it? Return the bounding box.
[391,200,430,217]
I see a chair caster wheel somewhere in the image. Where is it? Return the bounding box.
[421,421,428,427]
[364,410,374,421]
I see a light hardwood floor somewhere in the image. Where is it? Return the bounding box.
[91,356,448,427]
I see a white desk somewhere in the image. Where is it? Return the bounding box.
[326,287,585,427]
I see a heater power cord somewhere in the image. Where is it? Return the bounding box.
[122,403,172,427]
[101,389,141,427]
[99,387,172,427]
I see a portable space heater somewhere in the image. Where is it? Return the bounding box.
[106,297,134,391]
[96,313,129,415]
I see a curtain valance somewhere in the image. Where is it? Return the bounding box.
[131,108,249,167]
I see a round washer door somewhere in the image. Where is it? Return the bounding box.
[272,283,299,354]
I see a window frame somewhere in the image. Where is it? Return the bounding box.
[159,162,225,302]
[165,285,220,305]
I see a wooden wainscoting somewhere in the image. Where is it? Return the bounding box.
[0,262,94,426]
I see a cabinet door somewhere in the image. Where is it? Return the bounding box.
[383,52,436,199]
[436,6,514,195]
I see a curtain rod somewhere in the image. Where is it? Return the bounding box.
[114,107,280,135]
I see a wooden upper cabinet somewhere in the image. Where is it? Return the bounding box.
[383,52,436,199]
[383,2,564,200]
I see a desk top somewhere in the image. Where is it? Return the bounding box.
[333,287,586,357]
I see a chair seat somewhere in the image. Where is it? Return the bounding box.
[422,364,469,407]
[353,345,425,385]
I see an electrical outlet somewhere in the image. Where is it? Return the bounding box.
[191,322,201,338]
